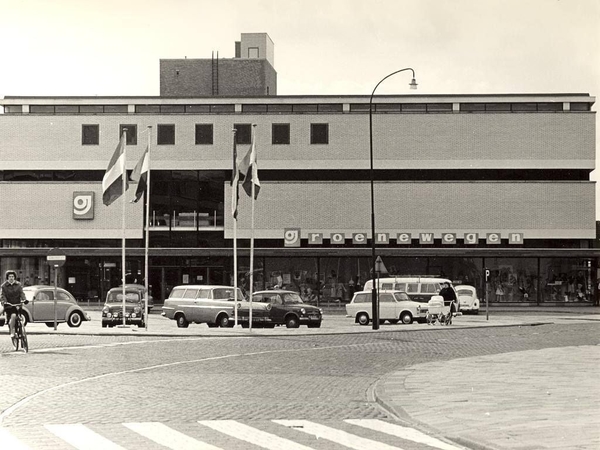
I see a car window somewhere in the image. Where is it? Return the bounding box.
[24,291,35,301]
[457,289,473,296]
[214,288,236,300]
[393,283,406,292]
[169,288,186,299]
[380,293,394,303]
[379,283,394,290]
[282,293,303,304]
[56,291,72,301]
[353,293,370,303]
[197,289,211,299]
[421,283,437,293]
[393,292,410,301]
[406,283,418,293]
[183,289,198,299]
[37,291,53,301]
[108,292,140,302]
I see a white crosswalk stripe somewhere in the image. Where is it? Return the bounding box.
[45,424,127,450]
[0,427,32,450]
[199,419,316,450]
[0,418,464,450]
[124,422,223,450]
[346,419,464,450]
[274,419,406,450]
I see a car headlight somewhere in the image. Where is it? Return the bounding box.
[106,312,112,318]
[134,307,141,313]
[319,308,323,314]
[131,313,137,318]
[300,308,306,315]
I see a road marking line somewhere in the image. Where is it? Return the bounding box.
[274,420,405,450]
[346,419,464,450]
[124,422,223,450]
[0,428,32,449]
[199,420,315,450]
[45,424,126,450]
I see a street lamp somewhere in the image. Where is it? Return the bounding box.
[369,68,417,330]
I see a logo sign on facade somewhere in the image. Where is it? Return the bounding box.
[464,233,479,244]
[352,233,367,244]
[308,233,323,245]
[397,233,412,244]
[73,191,95,220]
[508,233,524,244]
[330,233,345,245]
[442,233,457,245]
[419,233,435,245]
[284,228,301,247]
[486,233,502,244]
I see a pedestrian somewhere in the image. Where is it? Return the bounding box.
[439,281,458,316]
[0,270,26,339]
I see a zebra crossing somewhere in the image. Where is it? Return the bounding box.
[0,419,465,450]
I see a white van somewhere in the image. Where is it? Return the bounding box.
[363,277,456,305]
[161,285,245,328]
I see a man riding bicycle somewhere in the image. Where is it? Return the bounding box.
[1,270,26,338]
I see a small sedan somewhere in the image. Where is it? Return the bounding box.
[237,290,323,328]
[456,285,480,314]
[102,287,146,328]
[0,285,91,328]
[346,290,426,325]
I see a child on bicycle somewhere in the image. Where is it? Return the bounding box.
[1,270,26,338]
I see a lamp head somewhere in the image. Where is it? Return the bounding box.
[409,78,418,89]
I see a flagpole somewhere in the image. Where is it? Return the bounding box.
[249,124,257,331]
[121,129,127,327]
[144,126,151,330]
[232,129,238,327]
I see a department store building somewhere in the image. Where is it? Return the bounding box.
[0,33,598,306]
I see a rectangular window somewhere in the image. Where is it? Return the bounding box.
[234,124,252,144]
[310,123,329,144]
[293,104,318,113]
[29,105,55,113]
[135,105,160,113]
[82,125,99,145]
[242,104,268,113]
[55,105,79,113]
[267,104,293,113]
[272,124,290,145]
[317,104,343,113]
[402,103,426,113]
[187,105,210,113]
[511,103,537,112]
[157,124,175,145]
[80,105,104,114]
[375,104,402,113]
[119,124,137,145]
[160,105,185,113]
[195,124,213,145]
[105,105,128,113]
[426,103,453,113]
[460,103,485,112]
[570,102,591,111]
[210,104,235,113]
[485,103,511,112]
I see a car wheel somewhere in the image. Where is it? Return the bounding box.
[102,322,107,328]
[45,322,54,328]
[217,314,230,328]
[285,316,300,328]
[138,321,145,328]
[388,319,399,325]
[307,322,321,328]
[400,312,413,324]
[264,324,275,328]
[356,312,369,326]
[473,309,479,315]
[67,312,83,328]
[241,323,249,328]
[176,314,189,328]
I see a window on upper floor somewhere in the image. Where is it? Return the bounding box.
[310,123,329,144]
[119,124,137,145]
[157,124,175,145]
[272,124,290,145]
[234,124,252,144]
[82,125,99,145]
[195,124,213,145]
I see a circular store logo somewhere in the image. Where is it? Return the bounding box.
[73,192,95,220]
[284,228,301,247]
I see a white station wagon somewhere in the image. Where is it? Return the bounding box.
[161,285,245,328]
[346,290,427,325]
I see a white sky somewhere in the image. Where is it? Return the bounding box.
[1,0,599,213]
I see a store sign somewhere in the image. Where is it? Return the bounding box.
[284,230,524,246]
[73,191,95,220]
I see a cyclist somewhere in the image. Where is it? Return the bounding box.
[1,270,26,339]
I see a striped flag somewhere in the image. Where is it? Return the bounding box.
[231,132,240,219]
[238,129,260,199]
[130,144,149,203]
[102,132,128,206]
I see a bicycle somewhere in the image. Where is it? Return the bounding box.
[6,300,28,353]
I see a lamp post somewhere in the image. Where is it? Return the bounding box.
[369,68,417,330]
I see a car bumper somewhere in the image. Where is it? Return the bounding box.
[102,316,144,325]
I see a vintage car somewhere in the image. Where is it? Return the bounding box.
[455,284,480,314]
[346,290,427,325]
[121,284,154,311]
[161,285,245,328]
[0,285,91,328]
[237,290,323,328]
[102,287,146,328]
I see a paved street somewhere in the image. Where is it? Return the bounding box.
[0,309,598,449]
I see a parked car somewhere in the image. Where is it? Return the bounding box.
[0,285,91,328]
[346,290,427,325]
[161,285,245,328]
[363,277,456,303]
[237,290,323,328]
[121,284,154,310]
[102,287,146,328]
[455,285,480,314]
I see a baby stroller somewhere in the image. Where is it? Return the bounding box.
[426,295,452,325]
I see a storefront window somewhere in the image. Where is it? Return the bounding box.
[485,258,537,303]
[539,258,592,303]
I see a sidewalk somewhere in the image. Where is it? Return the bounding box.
[375,338,600,450]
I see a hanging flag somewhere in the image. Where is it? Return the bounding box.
[102,132,128,206]
[130,144,149,203]
[231,132,240,219]
[238,129,260,199]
